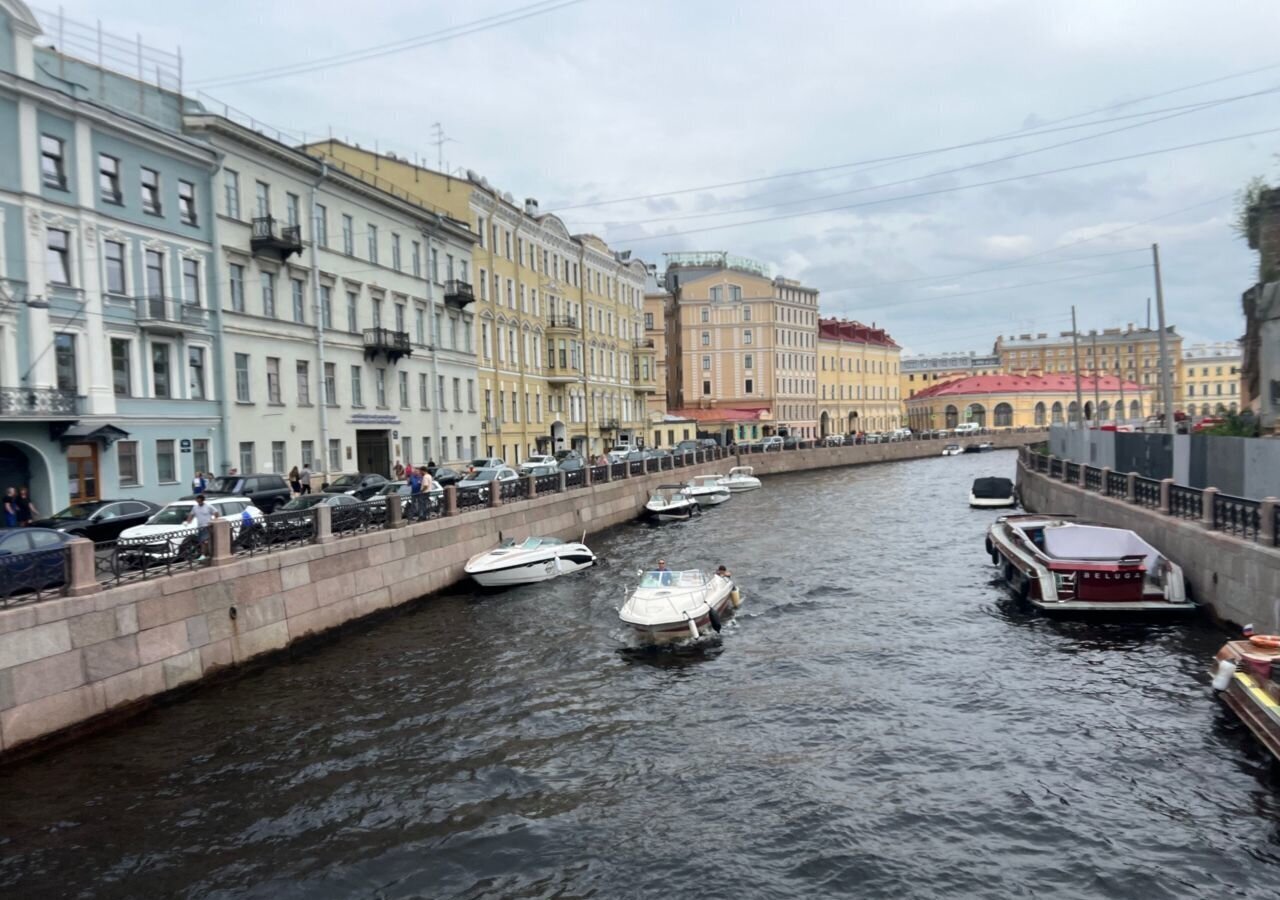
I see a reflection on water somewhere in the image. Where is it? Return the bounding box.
[1,449,1278,899]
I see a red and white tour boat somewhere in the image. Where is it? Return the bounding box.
[985,514,1192,614]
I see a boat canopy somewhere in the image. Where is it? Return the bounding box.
[639,569,710,589]
[971,477,1014,499]
[727,466,754,476]
[1039,523,1160,569]
[496,536,565,550]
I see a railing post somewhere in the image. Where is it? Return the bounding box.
[210,519,233,566]
[600,463,610,483]
[315,504,333,543]
[584,464,593,487]
[558,471,568,491]
[1100,466,1112,496]
[488,483,502,508]
[444,485,457,516]
[1047,455,1056,478]
[65,537,100,597]
[526,474,538,498]
[1078,464,1088,488]
[1126,472,1137,503]
[387,493,405,528]
[1261,497,1278,545]
[1201,486,1218,529]
[1159,477,1173,514]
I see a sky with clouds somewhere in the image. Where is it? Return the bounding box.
[38,0,1280,354]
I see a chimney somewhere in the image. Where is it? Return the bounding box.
[524,197,539,217]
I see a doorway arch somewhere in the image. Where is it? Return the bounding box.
[0,440,55,520]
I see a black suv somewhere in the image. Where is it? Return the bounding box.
[320,472,389,500]
[185,473,292,513]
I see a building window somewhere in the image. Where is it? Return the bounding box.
[152,343,171,398]
[399,371,410,408]
[395,303,405,334]
[299,440,313,469]
[296,360,310,405]
[702,355,711,371]
[744,329,752,345]
[745,378,753,394]
[709,286,722,303]
[347,291,358,332]
[730,285,742,302]
[141,167,161,214]
[701,307,709,322]
[182,258,201,306]
[286,193,300,228]
[54,333,77,392]
[351,366,363,406]
[111,339,131,396]
[255,181,270,218]
[229,263,245,312]
[702,380,711,395]
[178,180,198,225]
[342,214,354,255]
[99,154,121,203]
[189,346,206,399]
[262,272,276,318]
[328,439,341,471]
[437,375,446,408]
[314,204,328,247]
[292,278,306,323]
[46,229,71,285]
[41,134,66,189]
[644,312,654,329]
[392,234,401,271]
[266,357,281,404]
[239,442,255,474]
[367,224,378,263]
[376,368,387,407]
[104,241,127,294]
[412,241,421,277]
[118,441,139,486]
[467,378,475,411]
[701,332,710,347]
[271,441,286,475]
[156,440,176,483]
[431,248,439,283]
[453,378,462,411]
[323,362,336,405]
[234,353,250,402]
[419,373,429,409]
[320,285,332,328]
[224,169,240,218]
[745,353,753,369]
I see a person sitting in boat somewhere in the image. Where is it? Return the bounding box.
[656,559,672,585]
[716,564,733,583]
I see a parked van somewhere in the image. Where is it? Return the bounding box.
[953,422,981,435]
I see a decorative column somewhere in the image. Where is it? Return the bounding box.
[315,504,333,543]
[1159,478,1173,514]
[64,538,100,597]
[1100,466,1112,496]
[1260,497,1278,545]
[209,520,233,566]
[1201,486,1218,529]
[387,493,405,528]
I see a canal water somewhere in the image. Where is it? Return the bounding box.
[2,450,1278,899]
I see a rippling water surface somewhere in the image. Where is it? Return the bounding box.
[3,450,1280,899]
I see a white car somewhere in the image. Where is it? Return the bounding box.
[118,497,263,561]
[519,454,559,473]
[458,466,520,497]
[761,436,784,451]
[953,423,981,435]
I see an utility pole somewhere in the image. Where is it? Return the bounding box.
[1117,359,1126,424]
[1152,244,1175,436]
[1071,306,1085,427]
[1091,331,1101,419]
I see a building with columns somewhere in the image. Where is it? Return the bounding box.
[817,318,902,436]
[0,2,222,512]
[904,372,1150,431]
[900,351,1003,401]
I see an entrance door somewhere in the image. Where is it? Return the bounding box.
[355,430,390,476]
[66,442,99,502]
[0,443,32,499]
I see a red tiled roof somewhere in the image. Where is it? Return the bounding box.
[666,406,773,423]
[818,317,899,348]
[911,372,1148,399]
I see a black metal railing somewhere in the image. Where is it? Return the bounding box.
[0,545,69,606]
[1106,471,1128,497]
[404,492,443,522]
[590,464,609,482]
[234,508,317,556]
[1065,461,1080,483]
[363,327,412,362]
[443,280,474,307]
[0,385,78,417]
[629,460,644,476]
[456,486,486,511]
[1083,466,1102,491]
[331,501,383,535]
[565,469,585,488]
[611,462,627,479]
[547,314,579,329]
[500,479,528,501]
[250,215,303,257]
[535,474,561,494]
[1049,457,1064,479]
[1213,493,1261,541]
[1133,477,1161,509]
[1168,484,1203,520]
[136,295,209,329]
[96,527,206,587]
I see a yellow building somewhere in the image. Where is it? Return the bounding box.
[900,352,1003,401]
[643,277,676,419]
[1179,341,1242,416]
[905,372,1151,431]
[304,140,654,461]
[817,318,902,436]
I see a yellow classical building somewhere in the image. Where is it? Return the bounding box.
[304,140,655,462]
[905,372,1151,430]
[1179,341,1242,416]
[900,352,1003,401]
[817,318,902,436]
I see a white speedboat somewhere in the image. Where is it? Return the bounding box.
[718,466,762,492]
[941,443,963,456]
[619,568,740,643]
[645,485,699,521]
[969,476,1017,508]
[683,474,731,507]
[464,535,596,587]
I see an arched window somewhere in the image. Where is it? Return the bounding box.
[968,403,986,427]
[1051,402,1064,423]
[945,405,959,429]
[1229,402,1238,414]
[1215,402,1227,415]
[1129,399,1141,419]
[1034,402,1047,426]
[994,402,1013,427]
[1067,401,1079,422]
[1099,401,1111,421]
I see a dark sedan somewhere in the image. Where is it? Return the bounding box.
[429,466,463,486]
[0,528,74,601]
[32,499,162,541]
[320,473,388,500]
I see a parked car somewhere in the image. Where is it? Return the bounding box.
[0,528,75,597]
[458,466,520,496]
[368,480,443,517]
[31,499,162,541]
[953,422,981,435]
[118,497,263,563]
[761,436,784,451]
[675,439,700,453]
[519,454,559,473]
[320,473,389,500]
[781,435,800,450]
[253,493,358,542]
[554,449,583,463]
[524,464,559,477]
[470,457,506,470]
[558,455,586,472]
[430,466,463,486]
[891,428,913,440]
[822,434,844,447]
[189,473,291,513]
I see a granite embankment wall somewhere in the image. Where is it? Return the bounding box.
[0,431,1042,757]
[1018,458,1280,630]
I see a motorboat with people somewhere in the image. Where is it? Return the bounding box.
[464,535,596,587]
[963,442,994,453]
[718,465,762,492]
[682,474,731,507]
[985,514,1192,614]
[941,443,963,456]
[1211,630,1280,762]
[644,485,699,521]
[619,566,741,644]
[969,476,1017,509]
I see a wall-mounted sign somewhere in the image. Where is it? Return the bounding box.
[348,414,400,426]
[180,439,192,452]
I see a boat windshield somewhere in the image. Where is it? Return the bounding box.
[639,569,707,588]
[728,467,753,477]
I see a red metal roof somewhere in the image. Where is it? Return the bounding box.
[818,317,899,348]
[911,372,1148,399]
[666,406,773,423]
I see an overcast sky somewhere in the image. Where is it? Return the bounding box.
[40,0,1280,354]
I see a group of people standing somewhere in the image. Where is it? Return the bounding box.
[286,466,313,496]
[2,487,38,528]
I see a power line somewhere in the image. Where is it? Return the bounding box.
[613,125,1280,243]
[193,0,586,89]
[547,61,1280,213]
[831,247,1147,293]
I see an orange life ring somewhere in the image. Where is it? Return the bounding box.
[1248,635,1280,649]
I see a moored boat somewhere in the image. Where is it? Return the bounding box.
[986,513,1193,614]
[718,465,762,492]
[969,476,1016,509]
[1211,638,1280,762]
[619,568,740,644]
[941,443,963,456]
[683,474,731,507]
[464,535,596,586]
[645,485,699,521]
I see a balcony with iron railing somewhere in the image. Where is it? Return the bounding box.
[251,216,303,260]
[443,280,474,309]
[136,296,209,332]
[546,360,584,384]
[363,327,412,363]
[598,418,620,431]
[0,386,79,419]
[633,337,655,350]
[547,314,579,334]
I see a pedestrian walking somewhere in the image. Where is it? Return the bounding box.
[288,465,302,495]
[3,487,17,528]
[299,464,312,494]
[15,488,36,526]
[394,461,405,481]
[184,494,217,560]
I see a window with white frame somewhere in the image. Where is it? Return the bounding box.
[229,263,245,312]
[178,180,197,225]
[263,272,277,318]
[141,168,161,214]
[182,259,200,306]
[41,134,66,189]
[296,360,310,405]
[324,362,336,405]
[46,229,71,285]
[266,357,281,403]
[224,169,240,218]
[99,154,121,203]
[188,346,206,399]
[234,353,250,401]
[118,441,139,485]
[104,240,127,294]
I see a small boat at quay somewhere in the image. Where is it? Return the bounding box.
[645,485,699,521]
[619,568,740,644]
[969,476,1017,509]
[941,444,963,456]
[683,474,732,507]
[464,535,596,587]
[718,466,762,492]
[1211,637,1280,763]
[986,514,1192,614]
